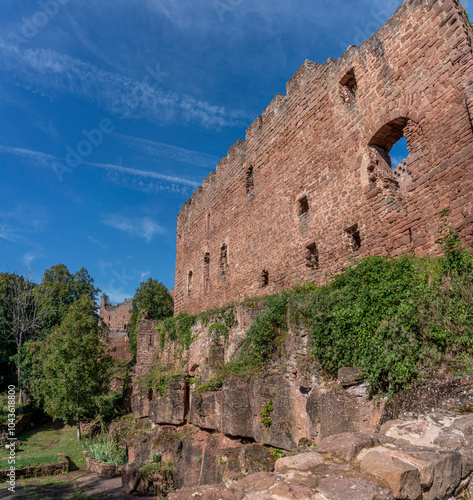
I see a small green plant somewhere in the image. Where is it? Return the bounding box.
[157,324,166,350]
[195,394,204,415]
[460,2,473,31]
[139,460,173,475]
[149,453,162,463]
[436,208,472,277]
[143,361,182,397]
[162,312,197,349]
[260,400,274,429]
[84,435,126,465]
[270,448,284,459]
[208,322,229,344]
[194,374,224,393]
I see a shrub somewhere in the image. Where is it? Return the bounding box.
[84,434,126,465]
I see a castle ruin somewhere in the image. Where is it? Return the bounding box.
[99,297,132,361]
[174,0,473,315]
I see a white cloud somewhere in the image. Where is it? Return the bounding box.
[0,223,18,242]
[117,133,220,169]
[0,144,200,189]
[102,215,165,243]
[21,251,40,267]
[0,41,248,128]
[140,270,151,281]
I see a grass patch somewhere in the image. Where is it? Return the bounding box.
[0,422,85,470]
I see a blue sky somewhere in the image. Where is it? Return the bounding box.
[1,0,468,303]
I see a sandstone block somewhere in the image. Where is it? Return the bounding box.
[149,376,187,425]
[316,432,378,461]
[122,463,141,495]
[338,367,364,387]
[307,391,383,439]
[316,476,395,500]
[274,451,326,474]
[168,485,244,500]
[359,450,422,499]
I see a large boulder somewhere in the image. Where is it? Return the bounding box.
[122,463,141,495]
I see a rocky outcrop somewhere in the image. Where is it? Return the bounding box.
[132,304,386,451]
[169,412,473,499]
[122,300,473,497]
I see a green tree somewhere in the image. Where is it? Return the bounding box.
[0,272,52,395]
[127,278,174,356]
[31,298,113,441]
[40,264,100,334]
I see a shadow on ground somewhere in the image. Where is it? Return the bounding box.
[0,469,155,499]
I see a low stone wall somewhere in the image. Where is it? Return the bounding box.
[0,454,69,482]
[82,451,126,477]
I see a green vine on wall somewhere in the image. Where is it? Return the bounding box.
[260,400,274,429]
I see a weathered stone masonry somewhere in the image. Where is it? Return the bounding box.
[174,0,473,315]
[99,298,132,361]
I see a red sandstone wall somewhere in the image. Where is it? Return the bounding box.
[100,298,132,331]
[107,331,132,362]
[100,298,133,361]
[174,0,473,315]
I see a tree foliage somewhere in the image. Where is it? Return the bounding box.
[0,272,52,392]
[127,278,174,355]
[31,298,113,441]
[40,264,100,335]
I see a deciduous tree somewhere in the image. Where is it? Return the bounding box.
[31,297,113,441]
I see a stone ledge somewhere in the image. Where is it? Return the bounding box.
[82,451,126,477]
[0,453,69,482]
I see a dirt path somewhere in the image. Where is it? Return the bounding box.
[0,469,156,499]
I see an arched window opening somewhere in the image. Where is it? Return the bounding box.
[390,136,409,169]
[245,166,254,194]
[368,117,409,173]
[220,244,228,281]
[207,213,211,235]
[340,68,357,104]
[204,253,210,292]
[187,271,193,299]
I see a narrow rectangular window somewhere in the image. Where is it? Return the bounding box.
[261,270,269,288]
[246,166,254,194]
[204,253,210,291]
[305,243,319,270]
[187,271,193,299]
[220,244,228,281]
[340,68,357,104]
[299,196,309,216]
